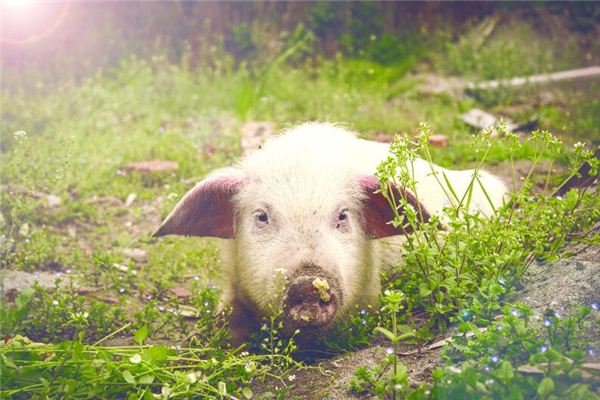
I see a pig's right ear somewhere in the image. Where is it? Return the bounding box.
[153,170,244,239]
[360,175,430,238]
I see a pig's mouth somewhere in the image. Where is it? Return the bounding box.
[284,276,340,328]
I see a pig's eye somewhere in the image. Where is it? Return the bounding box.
[338,210,348,221]
[254,210,269,227]
[336,209,350,232]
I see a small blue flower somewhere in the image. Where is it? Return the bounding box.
[483,364,490,372]
[590,302,599,311]
[510,308,520,317]
[554,311,562,319]
[539,344,549,354]
[461,309,473,321]
[360,309,367,316]
[489,354,500,364]
[586,346,596,357]
[495,324,502,331]
[543,319,553,327]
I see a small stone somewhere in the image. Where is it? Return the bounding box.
[76,287,98,295]
[371,133,393,143]
[123,248,147,262]
[103,296,119,304]
[46,194,62,208]
[5,288,18,303]
[124,160,178,174]
[460,108,518,137]
[124,193,137,208]
[461,109,499,130]
[67,226,77,238]
[428,134,449,148]
[169,287,192,298]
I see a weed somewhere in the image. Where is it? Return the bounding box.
[350,125,599,398]
[0,281,126,343]
[353,289,416,399]
[430,304,599,399]
[250,270,298,372]
[376,124,598,331]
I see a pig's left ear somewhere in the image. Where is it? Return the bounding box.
[153,169,244,239]
[359,175,430,238]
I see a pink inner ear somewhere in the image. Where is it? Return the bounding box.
[154,176,242,238]
[359,175,429,239]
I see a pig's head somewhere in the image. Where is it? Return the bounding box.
[154,127,430,337]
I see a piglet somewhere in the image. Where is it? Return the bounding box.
[154,123,507,345]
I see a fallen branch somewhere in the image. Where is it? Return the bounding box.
[467,66,600,91]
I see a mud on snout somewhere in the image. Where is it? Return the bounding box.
[283,272,342,330]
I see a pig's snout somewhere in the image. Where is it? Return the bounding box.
[284,275,340,328]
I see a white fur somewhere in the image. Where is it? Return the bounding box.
[212,122,507,321]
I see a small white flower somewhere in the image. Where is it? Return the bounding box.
[130,353,142,364]
[288,374,296,382]
[186,372,197,384]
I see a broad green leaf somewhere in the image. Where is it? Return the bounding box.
[242,387,253,399]
[373,327,395,342]
[122,370,136,384]
[142,345,168,366]
[138,374,155,384]
[537,377,554,398]
[135,325,148,344]
[496,360,514,382]
[15,288,34,308]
